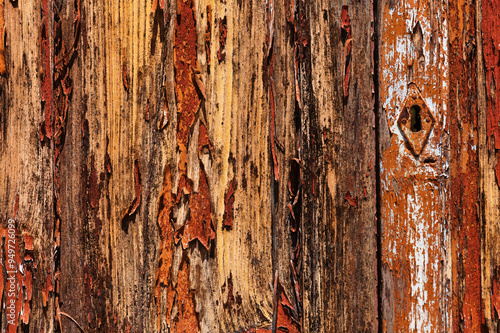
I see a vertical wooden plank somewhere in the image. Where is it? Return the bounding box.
[377,0,451,331]
[301,0,378,331]
[479,0,500,329]
[57,0,168,330]
[0,1,55,332]
[449,0,483,330]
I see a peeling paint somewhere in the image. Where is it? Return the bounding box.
[483,0,500,185]
[344,191,358,208]
[180,167,215,250]
[154,0,212,330]
[198,121,212,156]
[379,0,450,329]
[492,268,500,319]
[39,1,80,330]
[174,0,201,163]
[341,6,352,102]
[0,0,6,75]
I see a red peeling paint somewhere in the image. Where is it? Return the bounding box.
[272,275,301,333]
[181,168,215,249]
[198,121,212,155]
[24,234,34,251]
[483,0,500,186]
[344,191,358,208]
[286,0,296,24]
[217,16,227,63]
[483,0,500,150]
[223,179,237,229]
[175,256,200,332]
[341,6,352,102]
[41,0,53,140]
[492,268,500,320]
[42,272,53,307]
[0,0,6,75]
[156,168,201,330]
[174,0,201,164]
[154,1,211,331]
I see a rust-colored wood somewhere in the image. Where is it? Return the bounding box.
[449,0,483,330]
[377,0,451,330]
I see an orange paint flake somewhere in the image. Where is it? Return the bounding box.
[155,166,176,327]
[483,0,500,184]
[42,272,54,307]
[344,191,358,208]
[181,168,215,250]
[174,0,201,163]
[341,6,352,102]
[24,234,34,251]
[174,257,199,332]
[154,1,212,331]
[198,122,212,155]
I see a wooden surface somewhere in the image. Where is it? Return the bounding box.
[0,0,498,332]
[377,0,452,330]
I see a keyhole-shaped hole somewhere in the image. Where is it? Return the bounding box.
[410,105,422,132]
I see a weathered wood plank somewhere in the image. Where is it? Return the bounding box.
[377,0,451,330]
[302,1,378,332]
[0,1,55,332]
[449,0,483,330]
